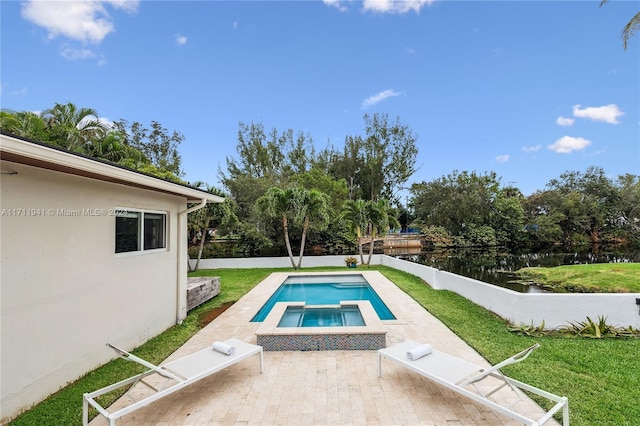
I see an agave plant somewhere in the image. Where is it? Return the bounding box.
[509,316,640,338]
[561,316,638,338]
[507,320,547,337]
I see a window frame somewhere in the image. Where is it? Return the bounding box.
[115,207,168,256]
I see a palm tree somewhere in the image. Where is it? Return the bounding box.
[256,186,330,269]
[600,0,639,49]
[294,189,331,268]
[365,199,400,265]
[87,131,129,162]
[0,110,47,140]
[188,185,237,271]
[256,187,298,268]
[42,102,108,152]
[341,199,369,265]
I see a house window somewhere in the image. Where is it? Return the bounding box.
[116,210,167,254]
[144,212,166,250]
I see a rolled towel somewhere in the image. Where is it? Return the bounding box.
[407,343,433,361]
[212,341,236,356]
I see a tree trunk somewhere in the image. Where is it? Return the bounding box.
[357,229,366,265]
[282,215,297,269]
[187,253,194,272]
[366,228,377,265]
[297,217,309,269]
[194,219,211,271]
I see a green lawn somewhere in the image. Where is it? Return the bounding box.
[9,265,639,425]
[514,262,640,292]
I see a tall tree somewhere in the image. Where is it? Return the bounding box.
[546,166,618,244]
[614,174,640,245]
[411,170,502,236]
[492,186,527,248]
[342,198,399,265]
[294,189,331,268]
[256,187,330,269]
[221,121,316,222]
[327,113,418,202]
[112,119,184,178]
[364,199,400,265]
[341,199,369,265]
[188,185,237,271]
[223,121,314,183]
[256,187,298,268]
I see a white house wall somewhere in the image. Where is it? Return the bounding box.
[0,161,184,421]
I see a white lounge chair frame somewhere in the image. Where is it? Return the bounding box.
[83,338,263,426]
[378,341,569,426]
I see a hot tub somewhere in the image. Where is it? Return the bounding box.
[277,304,366,327]
[255,300,387,351]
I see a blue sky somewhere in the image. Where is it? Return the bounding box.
[2,0,638,196]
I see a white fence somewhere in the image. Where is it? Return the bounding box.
[194,255,640,329]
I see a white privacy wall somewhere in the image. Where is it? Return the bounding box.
[199,254,640,329]
[0,162,183,422]
[380,256,640,329]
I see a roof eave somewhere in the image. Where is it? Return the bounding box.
[0,133,224,204]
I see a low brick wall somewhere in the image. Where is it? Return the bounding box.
[187,276,220,311]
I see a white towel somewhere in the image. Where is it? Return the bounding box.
[212,341,236,356]
[407,343,432,361]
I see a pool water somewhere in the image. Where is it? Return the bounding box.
[277,305,365,327]
[251,274,396,322]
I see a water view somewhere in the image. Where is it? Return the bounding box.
[393,247,640,293]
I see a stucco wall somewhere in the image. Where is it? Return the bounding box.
[199,255,640,329]
[0,161,184,421]
[380,255,640,329]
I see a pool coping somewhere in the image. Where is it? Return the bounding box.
[253,272,390,350]
[256,299,387,336]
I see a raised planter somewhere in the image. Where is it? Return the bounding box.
[187,276,220,311]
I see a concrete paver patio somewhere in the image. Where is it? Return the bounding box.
[89,271,559,426]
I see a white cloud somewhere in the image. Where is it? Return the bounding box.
[495,154,510,163]
[60,45,96,60]
[361,89,402,109]
[363,0,435,14]
[323,0,349,12]
[522,145,541,153]
[324,0,434,14]
[104,0,139,14]
[556,116,574,126]
[21,0,139,44]
[547,136,591,154]
[572,104,624,124]
[175,34,188,46]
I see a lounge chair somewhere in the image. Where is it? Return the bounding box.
[83,338,263,426]
[377,341,569,426]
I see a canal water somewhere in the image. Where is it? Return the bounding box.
[392,247,639,293]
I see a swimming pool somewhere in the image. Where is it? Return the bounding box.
[250,274,396,322]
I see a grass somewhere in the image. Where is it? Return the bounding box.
[514,262,640,292]
[377,266,639,425]
[10,265,640,425]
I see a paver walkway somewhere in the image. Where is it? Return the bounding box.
[89,271,559,426]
